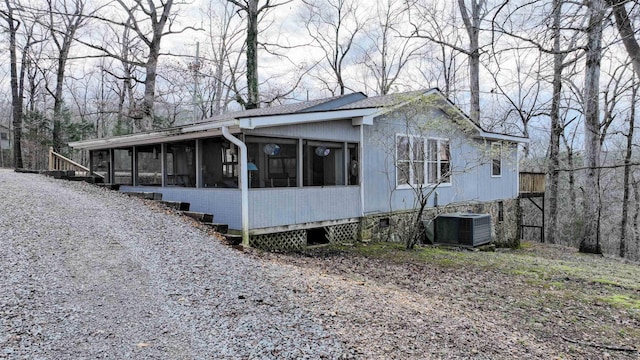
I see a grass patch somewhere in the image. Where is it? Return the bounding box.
[599,295,640,310]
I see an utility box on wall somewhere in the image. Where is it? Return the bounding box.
[434,213,492,247]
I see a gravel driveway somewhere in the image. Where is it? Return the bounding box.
[0,169,349,359]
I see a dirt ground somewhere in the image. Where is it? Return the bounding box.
[250,241,640,359]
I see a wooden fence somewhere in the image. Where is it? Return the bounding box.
[519,172,545,195]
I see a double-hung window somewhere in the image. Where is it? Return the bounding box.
[427,138,451,184]
[397,135,450,187]
[396,135,423,187]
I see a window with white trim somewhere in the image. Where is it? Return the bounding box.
[396,135,450,187]
[427,138,451,184]
[491,142,502,177]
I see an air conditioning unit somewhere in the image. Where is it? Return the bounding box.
[434,213,492,247]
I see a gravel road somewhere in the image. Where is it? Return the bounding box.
[0,169,350,359]
[7,169,622,360]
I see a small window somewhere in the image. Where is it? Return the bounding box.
[491,142,502,177]
[0,132,7,140]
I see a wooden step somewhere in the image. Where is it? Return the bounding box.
[203,223,228,234]
[96,183,121,191]
[182,211,213,223]
[158,200,190,211]
[223,234,243,246]
[45,170,75,179]
[15,168,41,174]
[68,175,100,183]
[123,191,162,201]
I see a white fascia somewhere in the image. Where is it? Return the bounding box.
[69,120,239,150]
[477,131,530,143]
[238,108,379,129]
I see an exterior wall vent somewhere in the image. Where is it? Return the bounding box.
[434,213,492,247]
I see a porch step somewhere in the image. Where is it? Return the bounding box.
[182,211,214,223]
[159,200,190,211]
[96,183,121,191]
[223,234,243,245]
[15,168,42,174]
[44,170,76,179]
[67,175,104,183]
[123,191,163,201]
[203,222,228,234]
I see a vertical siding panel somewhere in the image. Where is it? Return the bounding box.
[119,186,242,229]
[249,187,361,228]
[246,120,360,142]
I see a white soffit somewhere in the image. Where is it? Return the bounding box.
[238,108,379,129]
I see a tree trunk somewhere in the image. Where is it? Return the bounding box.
[458,0,482,124]
[116,0,173,131]
[633,175,640,252]
[620,81,636,258]
[245,0,259,109]
[3,1,24,168]
[50,0,83,152]
[608,0,640,79]
[545,0,563,245]
[579,0,605,254]
[143,52,158,129]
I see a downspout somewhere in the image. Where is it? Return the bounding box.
[222,126,250,247]
[360,124,365,217]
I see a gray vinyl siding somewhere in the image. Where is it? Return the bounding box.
[119,186,242,229]
[244,120,359,142]
[362,113,519,215]
[119,185,361,231]
[248,186,361,229]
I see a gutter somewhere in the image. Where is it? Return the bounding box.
[221,126,250,247]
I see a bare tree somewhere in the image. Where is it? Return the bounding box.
[607,0,640,78]
[200,0,246,116]
[359,0,419,95]
[620,78,637,258]
[83,0,197,131]
[41,0,89,151]
[0,0,39,168]
[115,0,175,130]
[486,47,545,157]
[225,0,290,109]
[300,0,367,95]
[579,0,606,254]
[547,0,568,245]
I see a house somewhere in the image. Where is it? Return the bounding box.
[0,124,10,150]
[0,124,10,168]
[69,89,528,250]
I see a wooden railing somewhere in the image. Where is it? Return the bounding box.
[48,146,103,178]
[519,172,545,194]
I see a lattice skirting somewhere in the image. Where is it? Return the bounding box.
[250,230,307,251]
[325,222,359,243]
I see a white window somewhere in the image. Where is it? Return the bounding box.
[396,135,450,187]
[491,142,502,177]
[427,139,451,184]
